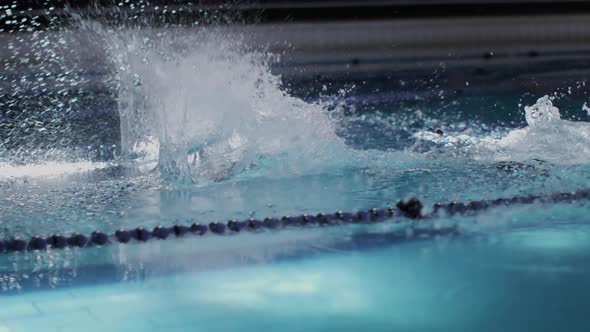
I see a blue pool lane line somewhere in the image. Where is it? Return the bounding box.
[1,188,590,254]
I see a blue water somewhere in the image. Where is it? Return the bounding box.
[2,222,590,332]
[2,5,590,331]
[2,92,590,330]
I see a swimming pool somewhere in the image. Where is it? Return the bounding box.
[2,2,590,332]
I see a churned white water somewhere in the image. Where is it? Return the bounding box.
[2,7,590,332]
[107,28,351,184]
[415,95,590,164]
[2,15,588,181]
[0,161,109,179]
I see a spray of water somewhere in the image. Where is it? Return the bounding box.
[0,5,361,183]
[2,2,588,184]
[108,28,351,184]
[414,96,590,164]
[5,2,590,292]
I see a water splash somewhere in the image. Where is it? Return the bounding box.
[522,95,561,126]
[414,96,590,164]
[109,28,351,183]
[3,2,587,185]
[0,5,357,183]
[494,96,590,163]
[0,161,108,179]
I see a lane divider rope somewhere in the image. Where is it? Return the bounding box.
[1,188,589,254]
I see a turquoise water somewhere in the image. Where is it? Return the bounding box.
[3,4,590,331]
[2,222,590,332]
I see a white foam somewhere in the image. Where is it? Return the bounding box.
[0,161,108,178]
[110,29,349,183]
[414,95,590,164]
[523,95,561,126]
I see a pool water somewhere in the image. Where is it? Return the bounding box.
[2,223,590,332]
[2,5,590,332]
